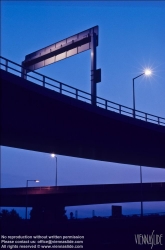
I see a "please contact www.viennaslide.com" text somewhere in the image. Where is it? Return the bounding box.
[1,235,84,249]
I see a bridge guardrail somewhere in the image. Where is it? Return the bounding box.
[1,56,165,126]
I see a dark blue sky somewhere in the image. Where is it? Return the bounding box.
[1,1,165,217]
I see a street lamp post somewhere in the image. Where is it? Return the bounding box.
[26,179,39,220]
[133,69,152,216]
[133,69,152,118]
[140,166,143,217]
[51,154,58,186]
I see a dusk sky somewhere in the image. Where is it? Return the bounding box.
[1,1,165,218]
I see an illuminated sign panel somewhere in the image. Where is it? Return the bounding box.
[23,26,98,72]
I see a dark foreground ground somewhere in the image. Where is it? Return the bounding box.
[1,216,165,250]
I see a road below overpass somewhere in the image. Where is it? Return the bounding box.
[1,69,165,168]
[1,183,165,207]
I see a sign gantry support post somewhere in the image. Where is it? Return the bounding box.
[91,31,97,106]
[21,67,27,80]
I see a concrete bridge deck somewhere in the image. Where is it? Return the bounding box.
[1,183,165,207]
[1,69,165,168]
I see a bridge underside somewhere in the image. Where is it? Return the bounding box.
[1,69,165,168]
[1,183,165,207]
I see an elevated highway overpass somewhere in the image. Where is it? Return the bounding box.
[1,183,165,207]
[1,57,165,168]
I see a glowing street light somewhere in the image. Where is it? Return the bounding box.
[51,154,58,186]
[133,69,152,118]
[144,69,152,76]
[26,179,39,220]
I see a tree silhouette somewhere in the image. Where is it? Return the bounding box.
[0,209,22,222]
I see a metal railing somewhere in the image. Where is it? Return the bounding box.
[1,56,165,126]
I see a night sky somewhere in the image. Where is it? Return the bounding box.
[1,1,165,218]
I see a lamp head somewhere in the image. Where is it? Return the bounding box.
[144,69,152,76]
[51,153,56,158]
[35,180,39,183]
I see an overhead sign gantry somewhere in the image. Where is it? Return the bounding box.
[22,26,101,105]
